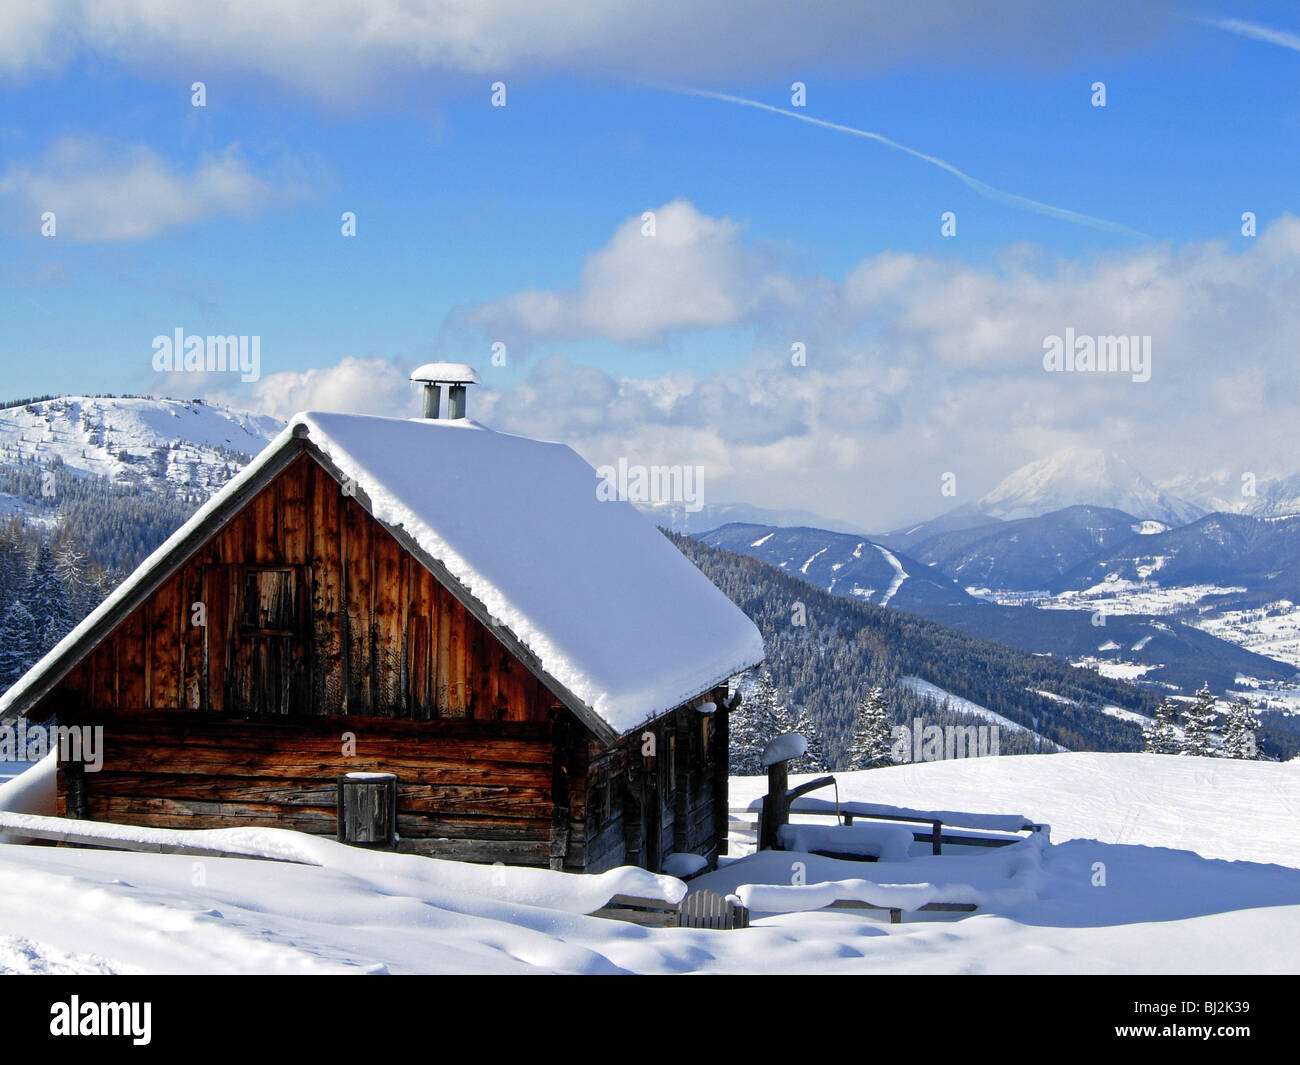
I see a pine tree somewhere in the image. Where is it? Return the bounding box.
[792,705,829,773]
[23,542,70,656]
[0,598,38,690]
[1142,697,1181,755]
[1219,697,1261,760]
[728,669,787,776]
[847,685,894,769]
[0,517,28,621]
[1180,683,1220,757]
[54,537,98,625]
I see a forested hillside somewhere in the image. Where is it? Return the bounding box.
[0,519,115,690]
[667,531,1162,764]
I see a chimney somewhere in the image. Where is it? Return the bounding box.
[409,363,481,420]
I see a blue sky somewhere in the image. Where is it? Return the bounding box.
[3,2,1300,527]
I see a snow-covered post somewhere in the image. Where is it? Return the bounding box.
[760,761,787,851]
[757,733,807,850]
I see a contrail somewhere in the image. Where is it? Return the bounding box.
[669,86,1148,238]
[1194,16,1300,54]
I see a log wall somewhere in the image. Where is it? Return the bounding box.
[42,451,558,722]
[581,686,730,874]
[54,712,591,867]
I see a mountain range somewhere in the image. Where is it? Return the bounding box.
[698,517,1296,695]
[971,447,1203,526]
[691,459,1300,701]
[2,395,1296,737]
[632,500,869,536]
[699,523,972,612]
[1052,511,1300,603]
[882,445,1300,549]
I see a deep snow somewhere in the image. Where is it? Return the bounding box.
[0,752,1296,974]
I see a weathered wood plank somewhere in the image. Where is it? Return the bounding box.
[394,838,552,864]
[309,461,344,714]
[85,772,554,816]
[179,561,205,710]
[342,492,373,715]
[279,455,310,565]
[117,609,146,709]
[434,583,453,717]
[372,535,404,716]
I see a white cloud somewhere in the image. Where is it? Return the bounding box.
[1,1,1179,104]
[243,357,418,420]
[198,214,1300,529]
[476,211,1300,526]
[1195,17,1300,55]
[0,138,285,240]
[470,199,788,345]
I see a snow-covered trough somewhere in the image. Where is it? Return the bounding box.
[749,731,1046,859]
[728,738,1050,923]
[694,831,1048,923]
[750,795,1048,854]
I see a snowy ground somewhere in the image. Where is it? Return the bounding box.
[1069,656,1168,683]
[1,753,1297,974]
[1196,601,1300,670]
[983,582,1300,675]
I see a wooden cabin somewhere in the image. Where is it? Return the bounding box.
[0,393,764,874]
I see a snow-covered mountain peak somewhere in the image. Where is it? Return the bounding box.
[978,447,1202,526]
[0,395,284,499]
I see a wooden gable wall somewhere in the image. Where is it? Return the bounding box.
[38,450,560,724]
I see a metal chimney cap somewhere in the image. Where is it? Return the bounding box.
[410,362,481,386]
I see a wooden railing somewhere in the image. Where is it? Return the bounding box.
[737,795,1046,856]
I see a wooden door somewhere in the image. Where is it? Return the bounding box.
[222,565,312,715]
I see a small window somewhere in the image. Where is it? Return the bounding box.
[240,569,297,634]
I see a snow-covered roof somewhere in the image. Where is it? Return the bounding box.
[1,411,764,742]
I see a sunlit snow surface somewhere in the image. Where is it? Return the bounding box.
[2,753,1297,974]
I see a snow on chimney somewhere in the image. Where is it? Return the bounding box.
[409,363,481,420]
